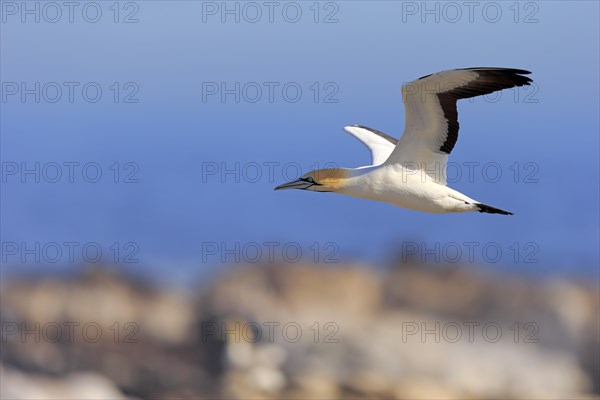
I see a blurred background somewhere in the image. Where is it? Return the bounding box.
[1,1,599,399]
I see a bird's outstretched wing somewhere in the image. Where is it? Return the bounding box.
[343,125,397,166]
[385,67,532,184]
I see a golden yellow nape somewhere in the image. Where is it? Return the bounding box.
[306,168,351,191]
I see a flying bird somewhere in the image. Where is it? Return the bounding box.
[275,67,532,215]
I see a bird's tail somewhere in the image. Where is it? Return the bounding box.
[475,203,513,215]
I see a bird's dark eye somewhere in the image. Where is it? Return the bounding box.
[306,177,314,183]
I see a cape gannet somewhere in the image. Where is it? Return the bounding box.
[275,67,532,215]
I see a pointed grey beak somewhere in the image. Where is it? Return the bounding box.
[274,179,312,191]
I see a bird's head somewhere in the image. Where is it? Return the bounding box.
[274,168,349,193]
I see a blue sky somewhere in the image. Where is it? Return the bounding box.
[1,1,599,282]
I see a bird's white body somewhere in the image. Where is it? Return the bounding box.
[275,67,532,215]
[337,164,476,214]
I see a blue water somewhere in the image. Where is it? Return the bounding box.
[1,1,599,283]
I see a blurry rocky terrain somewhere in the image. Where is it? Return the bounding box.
[1,261,598,399]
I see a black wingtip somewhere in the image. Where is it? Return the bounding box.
[468,67,533,85]
[459,67,532,75]
[475,203,513,215]
[418,67,532,82]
